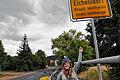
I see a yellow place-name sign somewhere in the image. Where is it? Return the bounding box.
[69,0,112,21]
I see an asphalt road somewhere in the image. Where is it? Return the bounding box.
[12,67,57,80]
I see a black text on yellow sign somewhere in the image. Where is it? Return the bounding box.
[69,0,112,20]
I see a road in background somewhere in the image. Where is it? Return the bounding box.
[12,67,57,80]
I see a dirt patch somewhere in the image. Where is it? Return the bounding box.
[0,71,32,80]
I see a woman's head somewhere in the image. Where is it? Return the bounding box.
[62,56,72,70]
[61,56,72,79]
[63,62,71,70]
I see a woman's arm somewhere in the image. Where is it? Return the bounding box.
[73,47,83,73]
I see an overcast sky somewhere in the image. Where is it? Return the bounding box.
[0,0,88,56]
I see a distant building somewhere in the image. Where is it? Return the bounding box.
[47,55,59,67]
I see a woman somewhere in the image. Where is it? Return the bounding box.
[57,47,83,80]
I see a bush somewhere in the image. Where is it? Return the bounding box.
[78,66,109,80]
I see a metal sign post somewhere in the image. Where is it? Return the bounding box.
[90,18,102,80]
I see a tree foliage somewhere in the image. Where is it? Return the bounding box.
[86,0,120,79]
[16,34,33,71]
[0,40,7,71]
[52,29,94,63]
[0,35,47,71]
[35,50,47,69]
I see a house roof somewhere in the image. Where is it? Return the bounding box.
[47,55,58,60]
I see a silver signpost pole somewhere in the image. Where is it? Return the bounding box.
[90,18,102,80]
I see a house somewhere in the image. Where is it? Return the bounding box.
[47,55,59,67]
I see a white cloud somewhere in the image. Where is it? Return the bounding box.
[18,16,71,56]
[0,0,35,24]
[0,16,23,41]
[0,0,88,56]
[2,39,20,56]
[37,0,69,25]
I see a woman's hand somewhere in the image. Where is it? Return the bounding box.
[79,47,83,52]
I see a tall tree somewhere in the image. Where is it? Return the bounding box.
[35,50,47,69]
[5,55,17,70]
[16,34,33,71]
[0,40,7,71]
[52,29,94,63]
[86,0,120,79]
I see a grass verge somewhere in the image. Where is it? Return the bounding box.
[78,66,110,80]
